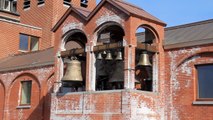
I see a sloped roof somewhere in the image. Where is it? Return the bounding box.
[164,19,213,49]
[111,0,165,25]
[73,5,91,17]
[136,19,213,49]
[0,48,54,72]
[52,0,166,32]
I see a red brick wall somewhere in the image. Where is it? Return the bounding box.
[164,44,213,120]
[0,66,54,120]
[0,20,42,59]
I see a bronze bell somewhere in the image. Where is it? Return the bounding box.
[97,52,103,60]
[137,52,152,66]
[109,61,139,83]
[109,61,124,83]
[96,60,107,76]
[115,51,123,60]
[62,59,83,82]
[105,52,113,60]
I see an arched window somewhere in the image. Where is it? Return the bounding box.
[94,22,125,91]
[61,30,87,92]
[135,25,158,92]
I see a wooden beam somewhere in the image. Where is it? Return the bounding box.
[93,42,123,52]
[61,48,85,57]
[136,43,158,52]
[60,42,158,58]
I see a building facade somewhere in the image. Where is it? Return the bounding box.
[0,0,212,120]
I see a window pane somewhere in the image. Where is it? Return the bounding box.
[0,0,2,9]
[30,36,39,51]
[11,1,17,12]
[19,34,29,51]
[21,81,32,104]
[197,65,213,98]
[4,0,10,11]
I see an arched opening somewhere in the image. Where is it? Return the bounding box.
[61,30,87,92]
[0,81,5,120]
[135,25,158,91]
[94,22,125,91]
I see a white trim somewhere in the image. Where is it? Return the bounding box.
[0,18,42,30]
[193,101,213,105]
[16,105,31,109]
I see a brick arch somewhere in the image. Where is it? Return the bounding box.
[177,51,213,68]
[44,72,55,94]
[93,21,125,44]
[135,24,160,43]
[6,72,42,120]
[10,72,41,90]
[61,29,88,51]
[0,80,5,120]
[94,21,125,34]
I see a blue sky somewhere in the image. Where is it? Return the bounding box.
[96,0,213,27]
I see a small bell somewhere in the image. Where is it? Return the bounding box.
[115,51,123,61]
[97,52,103,60]
[105,51,113,60]
[137,51,152,66]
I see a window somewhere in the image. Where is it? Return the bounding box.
[23,0,30,9]
[0,0,17,13]
[19,34,39,52]
[196,64,213,99]
[20,81,32,105]
[37,0,44,5]
[80,0,88,8]
[63,0,71,6]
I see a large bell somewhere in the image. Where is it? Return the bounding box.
[109,61,124,83]
[62,59,83,82]
[115,51,123,61]
[109,61,139,83]
[137,52,152,66]
[105,52,113,60]
[97,52,103,60]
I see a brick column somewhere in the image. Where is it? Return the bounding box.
[124,45,136,89]
[85,44,96,91]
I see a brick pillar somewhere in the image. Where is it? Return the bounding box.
[124,45,136,89]
[85,44,96,91]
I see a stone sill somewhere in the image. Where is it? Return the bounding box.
[16,105,31,109]
[193,101,213,105]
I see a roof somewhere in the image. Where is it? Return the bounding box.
[111,0,166,25]
[136,19,213,49]
[0,48,54,72]
[73,5,91,17]
[164,19,213,49]
[52,0,166,32]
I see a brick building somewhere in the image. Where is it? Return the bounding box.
[0,0,212,120]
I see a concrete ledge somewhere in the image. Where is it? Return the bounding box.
[54,89,158,96]
[193,101,213,105]
[16,105,31,109]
